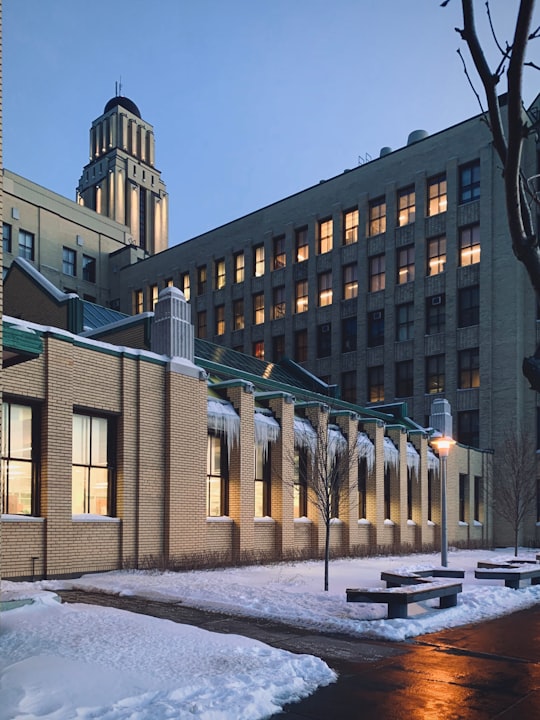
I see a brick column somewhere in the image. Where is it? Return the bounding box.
[268,395,295,557]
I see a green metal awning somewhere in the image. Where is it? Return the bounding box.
[3,322,43,367]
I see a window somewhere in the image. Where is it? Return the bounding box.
[215,258,226,289]
[318,271,333,306]
[318,219,333,254]
[295,227,309,262]
[397,186,415,226]
[197,265,207,295]
[253,341,264,360]
[255,444,270,517]
[3,223,12,253]
[426,355,445,394]
[295,329,308,362]
[273,235,286,269]
[358,458,367,518]
[82,254,96,283]
[457,410,479,447]
[459,160,480,203]
[458,348,480,388]
[384,468,392,520]
[459,474,468,522]
[396,360,414,397]
[233,299,244,330]
[19,230,34,261]
[343,263,358,299]
[343,208,359,244]
[272,286,286,319]
[234,252,245,283]
[341,371,356,403]
[369,254,385,292]
[367,310,384,347]
[459,224,481,266]
[317,323,332,358]
[253,245,265,277]
[474,476,483,523]
[427,470,434,522]
[207,433,227,517]
[369,197,386,236]
[181,272,191,301]
[72,413,114,516]
[273,335,285,362]
[197,310,207,339]
[458,285,480,327]
[368,366,384,402]
[397,245,415,284]
[253,293,264,324]
[150,284,159,310]
[62,247,76,276]
[427,235,446,276]
[396,302,414,341]
[2,402,36,515]
[293,448,308,518]
[134,289,143,314]
[215,305,225,335]
[342,317,357,353]
[165,279,174,288]
[295,280,308,313]
[426,295,445,335]
[427,174,447,216]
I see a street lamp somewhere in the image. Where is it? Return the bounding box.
[429,399,456,567]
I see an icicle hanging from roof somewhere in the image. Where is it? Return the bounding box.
[294,416,317,456]
[328,425,347,466]
[384,436,400,470]
[427,447,440,472]
[407,441,420,475]
[254,408,280,459]
[207,397,240,453]
[357,432,375,472]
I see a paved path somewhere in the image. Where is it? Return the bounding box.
[58,590,540,719]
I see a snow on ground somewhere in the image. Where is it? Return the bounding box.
[1,547,539,719]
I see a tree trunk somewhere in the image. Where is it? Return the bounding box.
[324,519,330,591]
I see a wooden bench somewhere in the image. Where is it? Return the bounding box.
[474,566,540,589]
[346,581,462,619]
[380,569,464,588]
[477,561,519,569]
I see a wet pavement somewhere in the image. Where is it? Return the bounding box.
[58,590,540,719]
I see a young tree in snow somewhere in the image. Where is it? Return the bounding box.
[492,428,537,555]
[444,0,540,388]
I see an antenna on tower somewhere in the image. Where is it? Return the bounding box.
[115,81,118,96]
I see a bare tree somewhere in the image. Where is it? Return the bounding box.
[444,0,540,387]
[493,428,537,555]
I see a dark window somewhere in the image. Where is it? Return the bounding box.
[295,227,309,262]
[397,245,415,284]
[396,302,414,341]
[459,474,468,523]
[458,285,480,327]
[255,444,271,516]
[341,371,356,403]
[19,229,35,261]
[384,468,391,520]
[474,476,483,522]
[342,317,357,353]
[294,448,308,518]
[426,295,446,334]
[368,365,384,402]
[272,335,285,362]
[2,402,38,515]
[3,223,12,253]
[459,160,480,203]
[317,323,332,358]
[396,360,414,397]
[295,329,308,362]
[272,286,286,319]
[134,290,143,314]
[367,310,385,347]
[72,413,115,516]
[62,247,76,276]
[139,188,147,250]
[458,348,480,388]
[253,293,264,324]
[273,235,286,269]
[427,469,434,521]
[215,305,225,335]
[457,410,479,447]
[426,355,445,394]
[197,310,207,339]
[358,458,367,518]
[233,299,244,330]
[369,254,385,292]
[82,254,96,283]
[197,265,207,295]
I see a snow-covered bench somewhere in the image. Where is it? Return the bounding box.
[346,581,462,619]
[380,569,465,588]
[474,566,540,589]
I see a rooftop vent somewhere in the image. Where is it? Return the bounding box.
[407,129,429,145]
[379,146,392,157]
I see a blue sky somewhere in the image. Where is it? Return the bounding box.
[4,1,539,246]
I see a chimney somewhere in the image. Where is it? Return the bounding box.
[152,286,194,363]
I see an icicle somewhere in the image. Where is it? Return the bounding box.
[427,447,440,472]
[254,409,280,459]
[407,441,420,476]
[294,416,317,457]
[357,432,375,472]
[328,425,347,466]
[384,436,399,470]
[207,398,240,455]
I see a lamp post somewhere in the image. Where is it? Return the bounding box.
[429,399,455,567]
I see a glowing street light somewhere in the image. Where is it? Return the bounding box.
[429,399,456,567]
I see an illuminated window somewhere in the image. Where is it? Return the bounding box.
[234,252,245,283]
[426,295,445,334]
[272,286,286,319]
[343,263,358,299]
[396,302,414,341]
[295,227,309,262]
[397,186,415,226]
[1,402,36,515]
[233,299,244,330]
[459,160,480,203]
[459,224,481,266]
[295,329,308,362]
[3,223,12,253]
[318,219,333,254]
[317,323,332,358]
[368,366,384,402]
[397,245,415,284]
[253,293,264,324]
[207,433,227,517]
[427,236,446,276]
[72,413,114,516]
[318,271,333,306]
[369,254,385,292]
[342,316,357,353]
[367,310,384,347]
[426,355,445,394]
[343,208,359,245]
[165,278,174,288]
[181,272,191,301]
[215,258,226,289]
[341,371,356,403]
[253,340,265,360]
[215,305,225,335]
[253,245,265,277]
[458,285,479,327]
[458,348,480,388]
[396,360,414,397]
[82,255,96,283]
[19,229,35,261]
[295,280,308,313]
[368,197,386,236]
[428,174,447,216]
[150,284,159,310]
[255,444,270,517]
[293,448,308,518]
[197,310,207,338]
[197,265,207,295]
[134,289,143,314]
[273,235,286,269]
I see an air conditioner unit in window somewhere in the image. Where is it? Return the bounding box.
[321,323,331,333]
[431,295,442,306]
[373,311,383,320]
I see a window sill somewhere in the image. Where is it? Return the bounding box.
[358,518,371,526]
[254,516,275,523]
[294,516,312,524]
[72,514,120,523]
[206,516,233,523]
[1,514,44,523]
